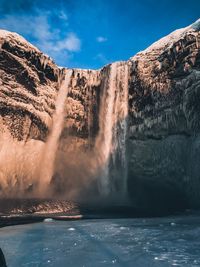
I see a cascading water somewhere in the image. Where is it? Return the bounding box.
[95,62,129,197]
[38,69,72,194]
[111,62,129,195]
[95,63,117,195]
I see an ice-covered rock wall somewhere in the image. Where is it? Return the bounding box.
[128,19,200,211]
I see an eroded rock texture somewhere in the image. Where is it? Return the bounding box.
[64,69,101,142]
[128,19,200,211]
[0,30,59,141]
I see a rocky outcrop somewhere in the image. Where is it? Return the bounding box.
[63,69,101,142]
[0,30,63,195]
[128,19,200,211]
[0,30,60,141]
[129,20,200,139]
[0,19,200,213]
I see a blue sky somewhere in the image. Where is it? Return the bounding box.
[0,0,199,69]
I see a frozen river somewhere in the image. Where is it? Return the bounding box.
[0,215,200,267]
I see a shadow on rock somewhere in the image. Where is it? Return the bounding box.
[0,248,7,267]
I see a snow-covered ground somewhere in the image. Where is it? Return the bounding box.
[1,215,200,266]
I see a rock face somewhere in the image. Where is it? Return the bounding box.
[65,69,101,141]
[0,30,60,141]
[0,30,65,195]
[0,20,200,213]
[128,19,200,211]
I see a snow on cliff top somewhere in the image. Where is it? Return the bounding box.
[0,29,57,68]
[135,18,200,56]
[0,29,40,52]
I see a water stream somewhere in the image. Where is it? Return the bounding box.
[95,62,129,197]
[38,69,72,194]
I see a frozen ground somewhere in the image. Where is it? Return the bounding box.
[0,215,200,267]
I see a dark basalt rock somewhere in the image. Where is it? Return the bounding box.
[128,171,189,214]
[0,248,7,267]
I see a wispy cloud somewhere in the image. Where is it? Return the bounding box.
[0,8,81,65]
[95,53,109,64]
[96,36,107,43]
[58,10,68,21]
[54,33,81,52]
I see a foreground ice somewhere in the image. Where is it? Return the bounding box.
[0,215,200,267]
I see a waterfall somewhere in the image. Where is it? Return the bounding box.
[96,62,129,197]
[38,69,72,194]
[95,63,117,195]
[111,62,129,195]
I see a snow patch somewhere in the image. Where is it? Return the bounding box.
[191,18,200,31]
[68,227,75,231]
[133,18,200,56]
[0,29,39,51]
[44,218,54,222]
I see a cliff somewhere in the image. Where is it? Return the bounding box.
[128,19,200,211]
[0,30,61,141]
[0,19,200,213]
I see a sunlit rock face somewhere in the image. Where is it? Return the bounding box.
[65,69,101,140]
[0,30,60,141]
[0,30,62,196]
[0,20,200,213]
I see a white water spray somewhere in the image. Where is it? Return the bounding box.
[112,63,129,195]
[0,130,43,197]
[38,69,72,194]
[95,62,129,196]
[95,63,117,195]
